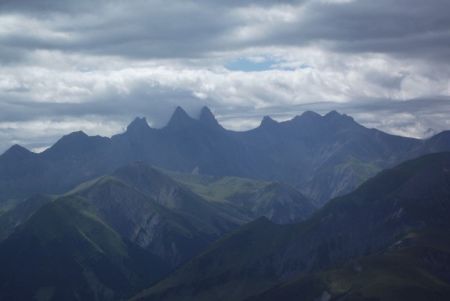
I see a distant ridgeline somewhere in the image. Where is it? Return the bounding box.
[0,107,449,300]
[1,106,449,205]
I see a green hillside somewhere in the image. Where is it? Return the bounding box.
[246,230,450,301]
[134,152,450,301]
[168,172,316,224]
[0,196,169,301]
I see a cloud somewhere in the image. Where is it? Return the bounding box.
[269,0,450,61]
[1,0,447,62]
[0,0,449,152]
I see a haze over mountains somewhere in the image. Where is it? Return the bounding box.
[0,107,450,301]
[1,107,450,207]
[2,0,449,300]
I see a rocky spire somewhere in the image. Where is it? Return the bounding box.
[198,106,221,128]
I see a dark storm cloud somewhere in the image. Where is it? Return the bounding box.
[1,0,448,62]
[305,0,450,60]
[0,46,27,64]
[0,0,101,14]
[0,1,236,61]
[0,0,300,13]
[238,0,450,62]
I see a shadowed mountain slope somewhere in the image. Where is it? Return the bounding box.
[1,107,450,206]
[0,159,318,300]
[0,196,170,301]
[168,172,316,224]
[134,152,450,301]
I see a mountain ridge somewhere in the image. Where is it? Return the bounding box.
[0,160,317,300]
[1,107,418,156]
[134,152,450,301]
[1,107,449,206]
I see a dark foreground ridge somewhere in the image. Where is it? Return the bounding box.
[133,152,450,301]
[0,161,316,300]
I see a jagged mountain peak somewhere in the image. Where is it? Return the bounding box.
[166,106,195,128]
[199,106,214,119]
[324,110,354,122]
[62,130,88,139]
[127,117,151,133]
[323,111,361,129]
[325,110,340,117]
[301,111,322,119]
[291,110,322,123]
[292,110,354,122]
[198,106,221,128]
[42,130,110,159]
[50,131,89,148]
[2,144,33,158]
[260,115,278,128]
[292,110,357,127]
[173,106,190,118]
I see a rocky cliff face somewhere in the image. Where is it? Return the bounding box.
[135,152,450,301]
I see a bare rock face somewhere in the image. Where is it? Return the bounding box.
[75,174,234,268]
[136,153,450,301]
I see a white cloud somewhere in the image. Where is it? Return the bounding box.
[0,0,449,152]
[0,117,124,153]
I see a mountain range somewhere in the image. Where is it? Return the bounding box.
[0,107,449,301]
[134,152,450,301]
[1,107,450,207]
[0,162,315,300]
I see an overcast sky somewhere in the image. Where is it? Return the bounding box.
[0,0,449,152]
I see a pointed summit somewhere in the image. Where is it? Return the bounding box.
[324,110,356,125]
[166,106,195,128]
[290,110,322,124]
[43,130,110,160]
[324,110,341,118]
[44,131,90,155]
[260,116,278,128]
[198,106,221,128]
[2,144,33,159]
[301,111,322,119]
[55,131,89,145]
[127,117,150,133]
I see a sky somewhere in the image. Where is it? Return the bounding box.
[0,0,449,152]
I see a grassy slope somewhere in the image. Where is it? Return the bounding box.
[246,231,450,301]
[168,171,316,224]
[133,152,450,301]
[68,170,241,238]
[168,172,269,203]
[131,217,294,301]
[0,194,54,240]
[0,196,169,301]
